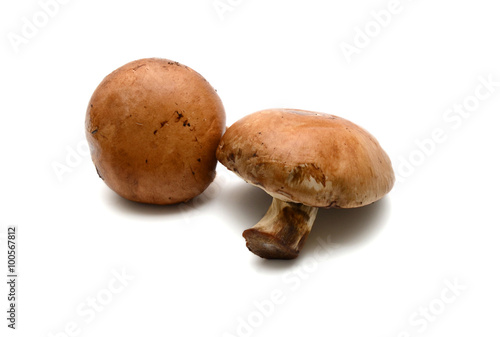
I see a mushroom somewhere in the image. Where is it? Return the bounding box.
[216,109,395,259]
[86,58,226,204]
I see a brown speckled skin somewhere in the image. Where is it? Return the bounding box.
[85,58,225,204]
[217,109,394,208]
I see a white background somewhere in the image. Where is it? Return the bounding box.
[1,0,500,336]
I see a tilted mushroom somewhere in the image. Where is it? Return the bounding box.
[216,109,395,259]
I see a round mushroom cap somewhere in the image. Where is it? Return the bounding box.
[86,58,225,204]
[217,109,394,208]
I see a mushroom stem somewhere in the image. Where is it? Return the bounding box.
[242,198,318,259]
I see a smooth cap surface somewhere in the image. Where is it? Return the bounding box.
[217,109,395,208]
[86,58,225,204]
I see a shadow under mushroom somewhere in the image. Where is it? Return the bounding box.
[101,183,216,218]
[301,197,391,256]
[222,180,391,264]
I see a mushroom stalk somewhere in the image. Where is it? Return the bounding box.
[242,198,318,259]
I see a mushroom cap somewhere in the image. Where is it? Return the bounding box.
[217,109,394,208]
[86,58,225,204]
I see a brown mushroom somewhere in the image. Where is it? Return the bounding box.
[216,109,395,259]
[86,58,225,204]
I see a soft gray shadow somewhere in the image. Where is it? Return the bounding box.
[101,184,215,217]
[220,181,273,233]
[301,197,391,256]
[258,199,391,271]
[222,182,392,270]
